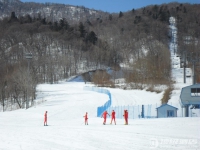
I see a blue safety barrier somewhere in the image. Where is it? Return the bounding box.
[84,86,200,118]
[83,86,111,117]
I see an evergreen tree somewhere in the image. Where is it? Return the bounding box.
[64,21,70,30]
[59,19,65,29]
[9,11,18,22]
[109,14,112,20]
[11,12,16,19]
[41,18,46,25]
[53,21,59,31]
[86,31,97,45]
[79,22,86,38]
[183,7,187,13]
[119,11,123,18]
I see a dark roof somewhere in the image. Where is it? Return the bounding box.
[156,103,178,110]
[181,84,200,90]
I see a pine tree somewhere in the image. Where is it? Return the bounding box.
[119,11,123,18]
[79,22,86,38]
[86,31,97,45]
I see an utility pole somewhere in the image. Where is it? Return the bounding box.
[192,60,196,85]
[187,52,200,85]
[183,51,186,83]
[25,53,33,109]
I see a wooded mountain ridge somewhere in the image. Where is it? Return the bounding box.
[0,0,108,24]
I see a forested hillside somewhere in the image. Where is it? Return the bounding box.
[0,1,199,110]
[0,0,108,23]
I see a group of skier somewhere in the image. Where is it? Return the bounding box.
[44,109,128,126]
[82,109,128,125]
[101,110,128,125]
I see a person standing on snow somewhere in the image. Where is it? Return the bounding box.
[123,110,128,125]
[125,110,128,125]
[44,111,48,126]
[110,110,116,125]
[123,110,126,124]
[102,110,110,125]
[83,112,88,125]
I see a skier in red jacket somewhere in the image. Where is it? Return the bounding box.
[83,112,88,125]
[44,111,48,126]
[125,110,128,125]
[102,110,110,125]
[123,110,128,125]
[110,110,116,125]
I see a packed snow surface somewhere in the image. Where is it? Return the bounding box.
[0,82,199,150]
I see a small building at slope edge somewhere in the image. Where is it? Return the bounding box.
[156,104,178,118]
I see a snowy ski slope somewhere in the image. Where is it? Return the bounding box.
[0,17,199,150]
[0,81,199,150]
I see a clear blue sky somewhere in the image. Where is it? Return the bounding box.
[21,0,200,13]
